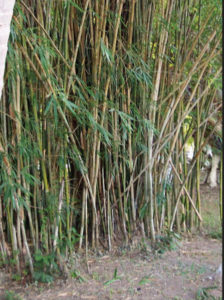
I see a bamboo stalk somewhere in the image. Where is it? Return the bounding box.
[53,179,65,252]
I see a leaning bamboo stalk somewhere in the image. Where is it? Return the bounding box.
[117,64,221,205]
[156,69,221,163]
[20,1,71,70]
[169,160,202,221]
[154,30,218,163]
[154,60,221,193]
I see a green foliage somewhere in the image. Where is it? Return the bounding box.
[57,227,80,251]
[153,232,181,254]
[70,269,87,283]
[33,271,54,284]
[196,286,219,300]
[156,181,172,207]
[67,0,84,13]
[139,202,149,220]
[11,273,22,281]
[104,268,121,286]
[33,250,58,283]
[138,276,151,285]
[100,39,114,64]
[206,231,222,240]
[4,291,23,300]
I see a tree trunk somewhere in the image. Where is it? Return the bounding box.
[0,0,16,98]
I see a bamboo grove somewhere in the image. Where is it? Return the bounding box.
[0,0,222,277]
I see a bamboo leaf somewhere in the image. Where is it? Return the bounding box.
[138,276,151,285]
[68,0,84,13]
[100,39,114,64]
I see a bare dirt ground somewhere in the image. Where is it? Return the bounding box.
[0,175,222,300]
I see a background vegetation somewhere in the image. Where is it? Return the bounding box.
[0,0,221,279]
